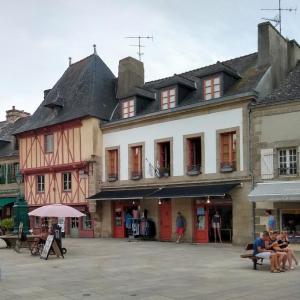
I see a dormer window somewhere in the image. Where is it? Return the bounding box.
[122,99,135,118]
[203,77,221,100]
[161,88,176,110]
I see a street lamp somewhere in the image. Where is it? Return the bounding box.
[13,171,29,234]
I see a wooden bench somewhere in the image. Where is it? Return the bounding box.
[240,243,263,270]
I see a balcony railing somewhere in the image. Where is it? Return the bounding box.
[131,171,143,180]
[220,161,236,173]
[186,164,201,176]
[107,173,118,182]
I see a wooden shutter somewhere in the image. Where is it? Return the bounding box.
[261,148,274,179]
[132,147,142,173]
[188,139,193,167]
[109,150,118,175]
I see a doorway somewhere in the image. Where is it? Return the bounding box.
[70,217,79,237]
[159,199,172,241]
[208,204,232,242]
[193,202,209,243]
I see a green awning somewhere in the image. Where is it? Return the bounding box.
[0,198,16,208]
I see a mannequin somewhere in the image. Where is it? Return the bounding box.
[212,211,222,243]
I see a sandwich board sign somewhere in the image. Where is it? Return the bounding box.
[40,235,64,260]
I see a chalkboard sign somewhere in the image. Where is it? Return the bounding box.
[40,235,63,260]
[40,235,54,260]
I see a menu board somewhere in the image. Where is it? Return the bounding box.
[40,235,63,260]
[40,235,54,260]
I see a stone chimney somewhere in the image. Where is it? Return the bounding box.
[117,57,144,99]
[6,106,30,123]
[258,22,300,89]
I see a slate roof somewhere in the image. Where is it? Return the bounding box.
[109,52,268,122]
[259,61,300,104]
[0,117,29,157]
[16,54,117,134]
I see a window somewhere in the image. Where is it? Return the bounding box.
[7,163,19,184]
[63,172,72,191]
[45,134,54,153]
[107,149,118,181]
[83,213,92,230]
[186,138,201,175]
[37,175,45,192]
[131,146,143,179]
[161,88,176,110]
[204,77,221,100]
[278,148,297,176]
[220,131,236,172]
[35,216,41,227]
[0,165,5,184]
[157,141,171,177]
[122,99,135,118]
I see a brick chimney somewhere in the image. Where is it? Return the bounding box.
[6,106,30,123]
[117,57,144,99]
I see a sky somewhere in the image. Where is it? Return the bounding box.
[0,0,299,120]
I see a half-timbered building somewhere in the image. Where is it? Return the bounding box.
[15,53,117,237]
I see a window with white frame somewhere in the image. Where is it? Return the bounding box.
[161,88,176,110]
[278,148,297,176]
[63,172,72,191]
[37,175,45,192]
[122,99,135,118]
[204,77,221,100]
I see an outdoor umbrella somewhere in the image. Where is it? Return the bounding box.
[28,204,85,218]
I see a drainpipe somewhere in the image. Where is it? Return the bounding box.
[248,100,256,240]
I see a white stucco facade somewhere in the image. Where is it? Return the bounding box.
[102,108,244,181]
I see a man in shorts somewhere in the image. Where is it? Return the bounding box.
[253,231,280,273]
[176,212,186,243]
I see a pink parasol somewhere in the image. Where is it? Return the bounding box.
[28,204,85,218]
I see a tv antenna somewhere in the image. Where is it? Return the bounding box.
[125,35,153,61]
[261,0,297,33]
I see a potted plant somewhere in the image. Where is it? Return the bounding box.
[0,218,14,234]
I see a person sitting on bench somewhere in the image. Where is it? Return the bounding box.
[253,231,280,273]
[265,231,287,272]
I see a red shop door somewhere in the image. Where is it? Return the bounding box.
[113,203,125,238]
[194,204,209,243]
[159,200,172,241]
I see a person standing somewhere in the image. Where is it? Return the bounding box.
[265,209,276,232]
[176,212,186,243]
[212,211,222,243]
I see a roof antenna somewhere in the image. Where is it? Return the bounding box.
[125,35,153,61]
[261,0,297,34]
[93,44,97,55]
[68,57,72,67]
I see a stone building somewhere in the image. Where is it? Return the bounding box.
[11,22,300,244]
[89,22,300,245]
[249,61,300,242]
[0,106,30,220]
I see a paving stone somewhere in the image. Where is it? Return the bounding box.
[0,238,299,299]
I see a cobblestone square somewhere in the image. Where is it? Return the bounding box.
[1,239,299,300]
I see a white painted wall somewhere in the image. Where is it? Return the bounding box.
[102,108,244,181]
